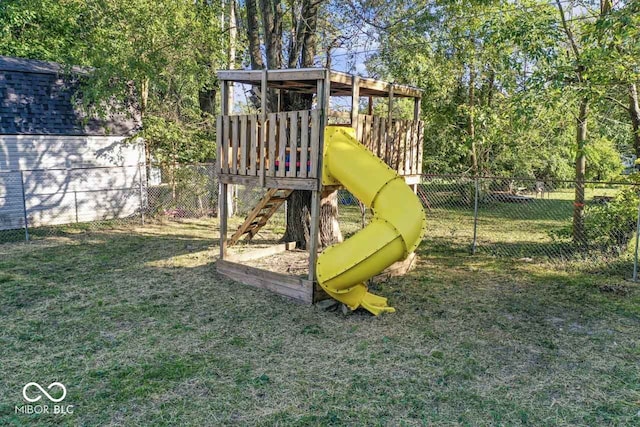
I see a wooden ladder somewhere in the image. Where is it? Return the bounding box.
[227,188,293,246]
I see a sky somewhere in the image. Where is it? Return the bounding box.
[230,22,380,112]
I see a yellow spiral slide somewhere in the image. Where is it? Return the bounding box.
[316,126,426,315]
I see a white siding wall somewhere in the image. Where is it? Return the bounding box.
[0,135,145,230]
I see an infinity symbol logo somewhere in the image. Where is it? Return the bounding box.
[22,382,67,403]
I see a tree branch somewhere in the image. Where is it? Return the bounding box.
[605,94,631,111]
[555,0,581,61]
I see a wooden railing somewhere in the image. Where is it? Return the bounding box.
[217,110,424,182]
[217,110,321,179]
[356,115,424,176]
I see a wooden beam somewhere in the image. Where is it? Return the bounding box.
[217,259,314,304]
[221,116,230,173]
[217,68,326,82]
[288,111,298,178]
[219,182,228,259]
[260,69,268,187]
[268,112,278,177]
[309,108,320,179]
[218,174,318,190]
[330,70,422,98]
[308,190,321,282]
[216,115,223,173]
[299,110,309,178]
[403,174,422,185]
[387,83,395,167]
[216,69,422,98]
[277,112,287,177]
[221,80,230,115]
[308,73,329,282]
[351,76,360,129]
[387,83,395,121]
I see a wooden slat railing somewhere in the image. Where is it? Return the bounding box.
[217,110,321,179]
[217,111,423,181]
[356,114,423,176]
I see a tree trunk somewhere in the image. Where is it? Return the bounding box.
[629,83,640,161]
[301,0,320,67]
[198,89,216,115]
[282,0,341,249]
[573,98,588,246]
[319,189,343,246]
[245,0,264,70]
[282,190,311,247]
[244,0,340,250]
[227,0,237,114]
[260,0,282,69]
[141,77,151,167]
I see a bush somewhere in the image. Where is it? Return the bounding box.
[583,181,639,254]
[550,175,640,255]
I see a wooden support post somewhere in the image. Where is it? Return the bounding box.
[351,76,360,129]
[413,97,421,121]
[221,79,230,115]
[387,83,395,120]
[221,80,236,216]
[387,83,395,168]
[219,182,228,259]
[308,190,321,282]
[368,96,373,115]
[320,70,330,170]
[308,73,330,282]
[260,69,268,187]
[226,81,234,116]
[277,88,283,112]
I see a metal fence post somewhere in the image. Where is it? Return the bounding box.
[633,196,640,282]
[19,171,29,242]
[471,177,479,254]
[74,191,79,223]
[138,163,145,226]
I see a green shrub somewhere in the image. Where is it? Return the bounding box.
[583,180,639,254]
[550,175,640,255]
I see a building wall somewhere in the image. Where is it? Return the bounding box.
[0,135,145,230]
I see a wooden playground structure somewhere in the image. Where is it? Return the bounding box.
[216,68,424,304]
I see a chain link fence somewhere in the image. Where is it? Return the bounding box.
[414,175,639,276]
[1,164,639,278]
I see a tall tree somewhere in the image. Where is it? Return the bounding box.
[364,0,636,245]
[554,0,590,245]
[1,0,227,165]
[244,0,342,249]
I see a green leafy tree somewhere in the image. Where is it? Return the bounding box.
[0,0,228,165]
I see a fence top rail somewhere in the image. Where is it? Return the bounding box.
[422,174,640,187]
[1,164,635,188]
[0,163,221,174]
[0,164,147,174]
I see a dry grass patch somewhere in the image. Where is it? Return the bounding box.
[0,219,638,426]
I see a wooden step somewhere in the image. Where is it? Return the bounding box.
[227,188,294,247]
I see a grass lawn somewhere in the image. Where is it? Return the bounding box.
[1,215,639,426]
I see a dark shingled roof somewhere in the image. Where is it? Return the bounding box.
[0,56,141,136]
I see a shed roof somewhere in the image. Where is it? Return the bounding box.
[216,68,422,99]
[0,56,140,136]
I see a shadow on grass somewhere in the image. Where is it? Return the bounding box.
[0,226,219,274]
